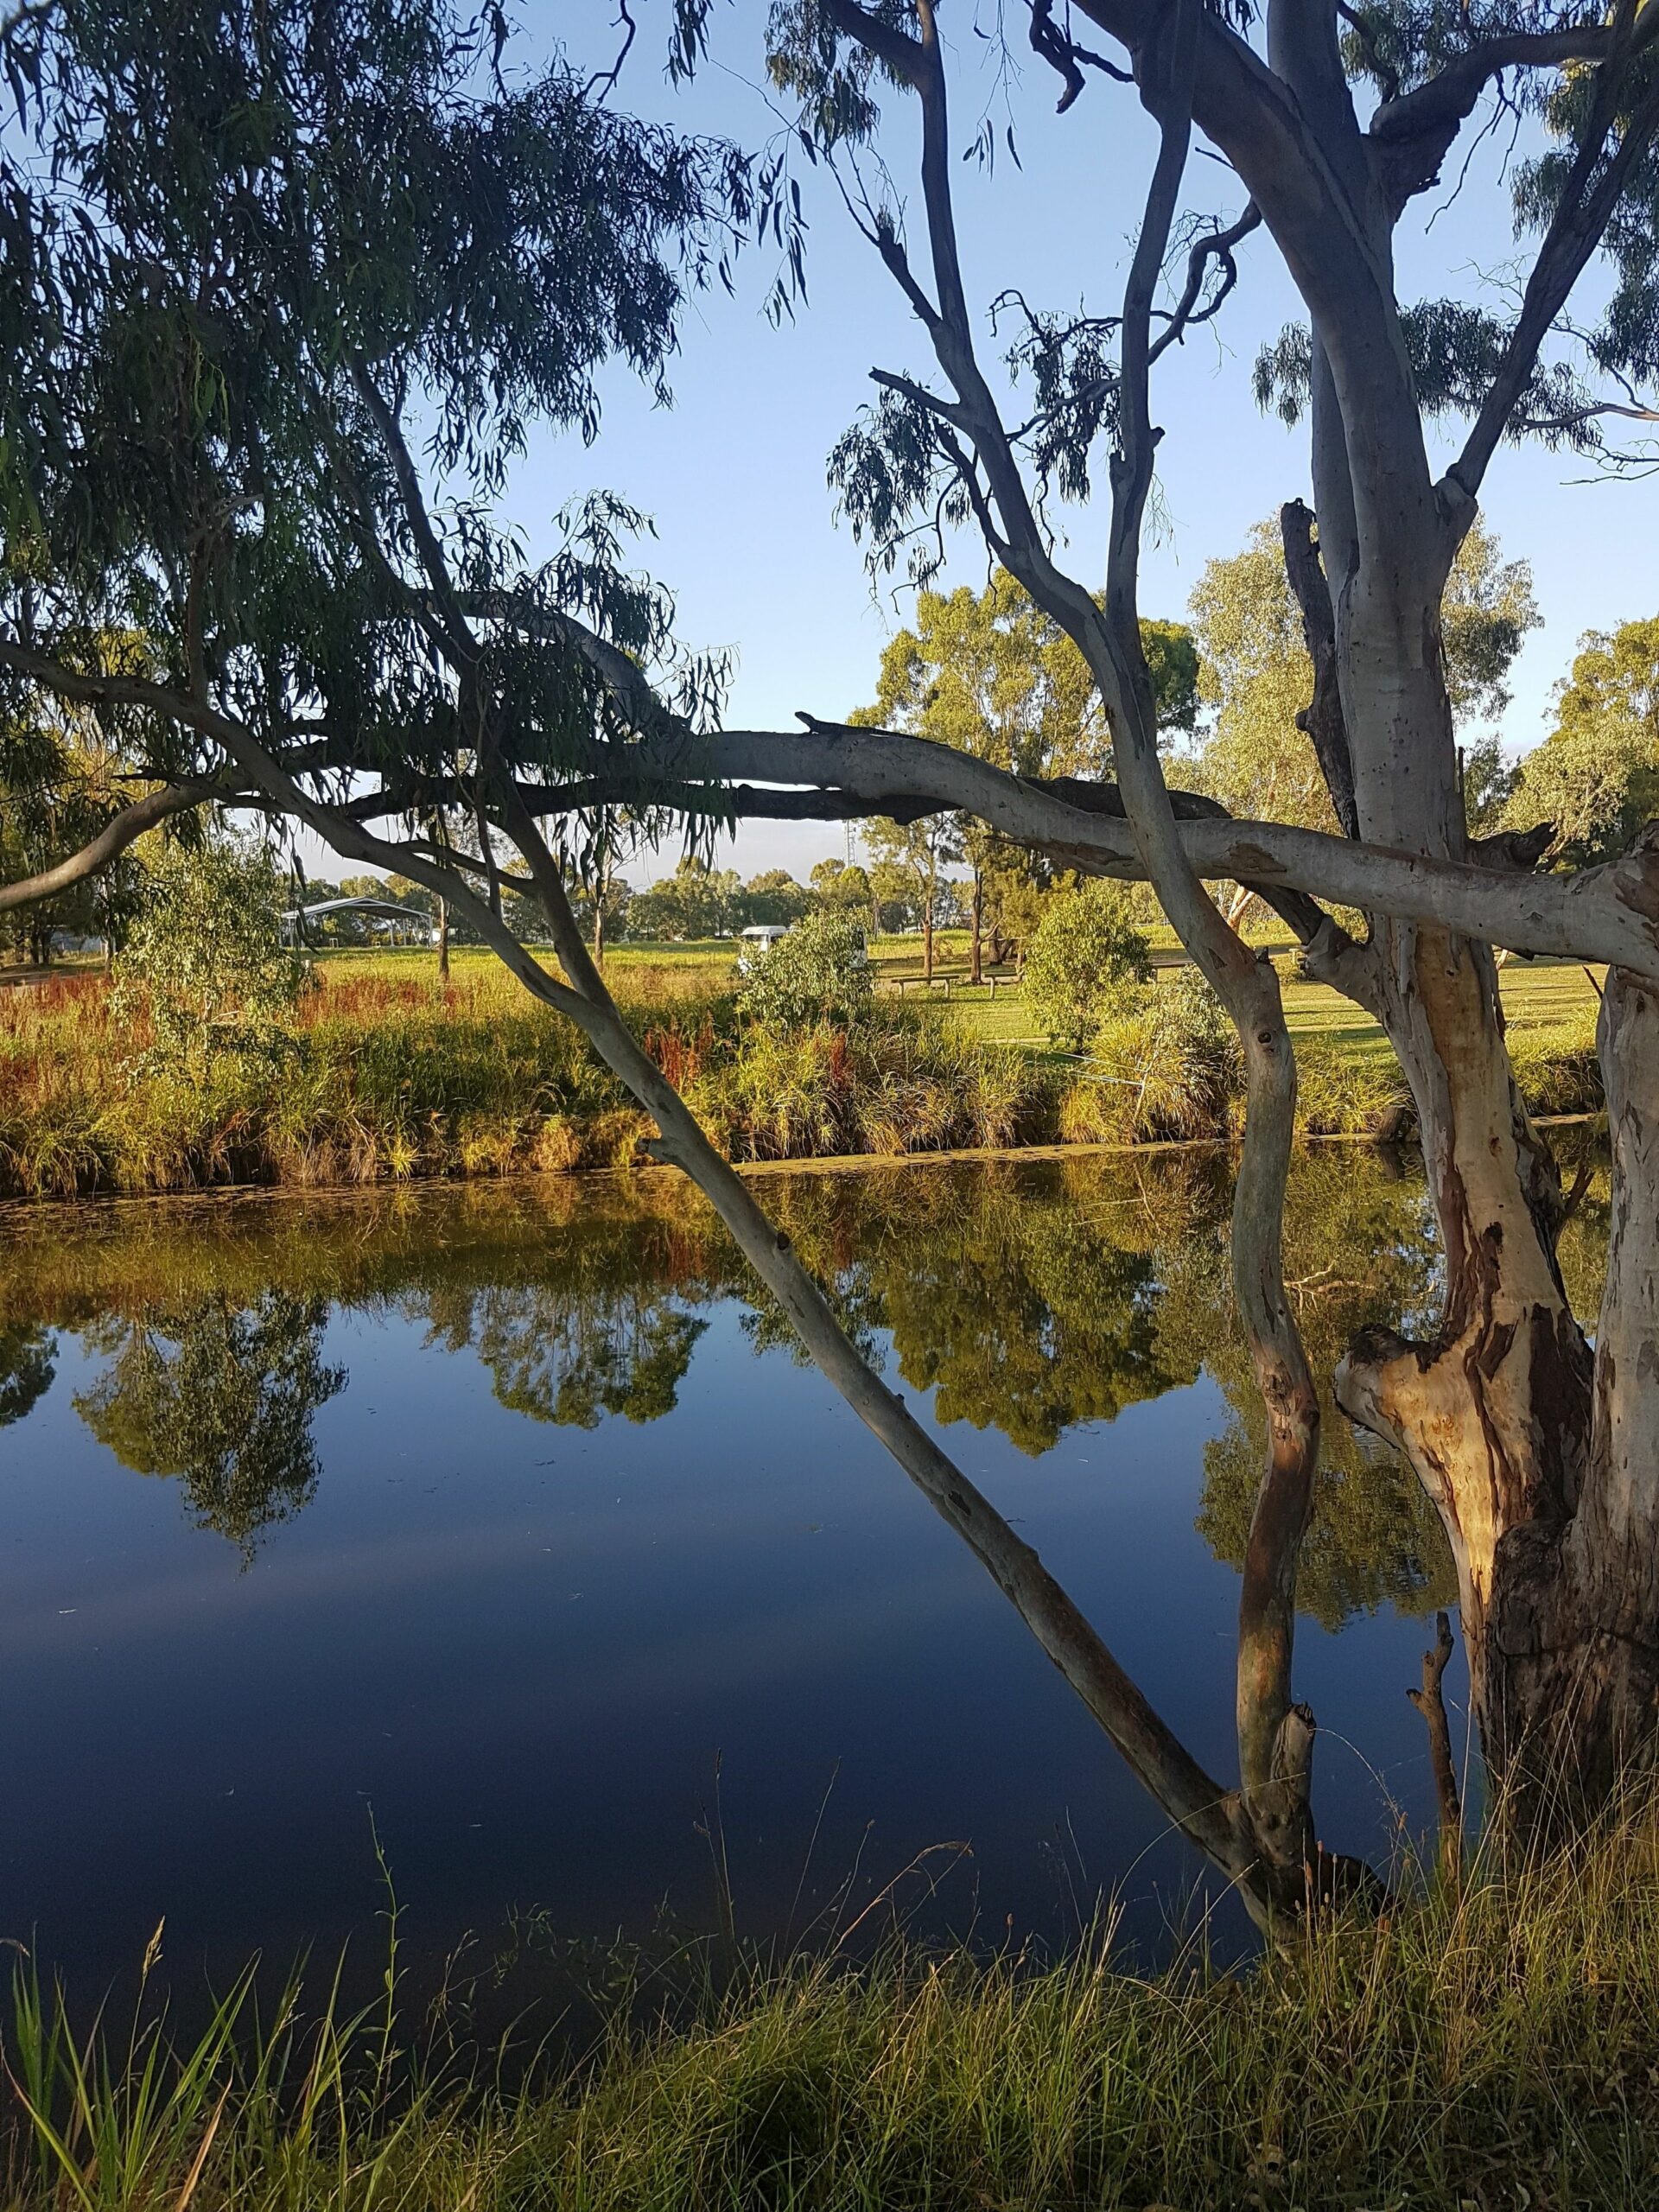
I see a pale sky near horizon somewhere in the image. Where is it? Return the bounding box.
[324,1,1659,888]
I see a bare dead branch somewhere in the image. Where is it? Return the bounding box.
[1280,499,1358,840]
[1027,0,1132,113]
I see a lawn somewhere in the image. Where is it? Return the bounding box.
[308,935,1606,1072]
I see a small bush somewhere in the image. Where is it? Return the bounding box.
[1294,1039,1410,1136]
[1081,967,1244,1141]
[111,840,311,1078]
[1021,883,1153,1051]
[1510,1013,1604,1117]
[738,913,872,1030]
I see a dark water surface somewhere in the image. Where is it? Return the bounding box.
[0,1152,1609,1997]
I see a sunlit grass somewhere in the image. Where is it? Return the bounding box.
[0,948,1605,1198]
[9,1796,1659,2209]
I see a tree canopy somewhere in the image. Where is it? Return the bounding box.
[7,0,1659,1910]
[1506,616,1659,867]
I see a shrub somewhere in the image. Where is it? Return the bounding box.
[738,912,873,1029]
[111,840,311,1078]
[1509,1012,1604,1117]
[1079,966,1245,1141]
[1021,883,1153,1051]
[1294,1039,1410,1136]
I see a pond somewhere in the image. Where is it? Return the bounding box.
[0,1149,1610,2000]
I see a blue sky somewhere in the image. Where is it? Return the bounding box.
[410,3,1659,887]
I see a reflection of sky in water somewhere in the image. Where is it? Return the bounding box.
[0,1178,1471,1993]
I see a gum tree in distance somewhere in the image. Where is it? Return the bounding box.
[3,0,1659,1913]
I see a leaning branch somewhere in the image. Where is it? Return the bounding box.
[203,698,1265,1903]
[0,777,229,912]
[5,637,1657,980]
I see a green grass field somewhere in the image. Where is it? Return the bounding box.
[309,933,1606,1072]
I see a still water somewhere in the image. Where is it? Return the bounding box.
[0,1152,1608,1993]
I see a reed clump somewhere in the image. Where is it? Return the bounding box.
[10,1802,1659,2209]
[0,957,1607,1197]
[0,965,1065,1197]
[1067,982,1601,1145]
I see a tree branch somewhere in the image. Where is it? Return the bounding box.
[1370,22,1631,210]
[1147,201,1262,365]
[1446,15,1659,513]
[7,637,1657,980]
[0,778,229,913]
[1407,1610,1463,1882]
[347,353,480,662]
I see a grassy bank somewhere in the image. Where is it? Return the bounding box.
[0,948,1606,1197]
[10,1808,1659,2209]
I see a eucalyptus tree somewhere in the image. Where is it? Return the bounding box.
[752,0,1659,1851]
[854,572,1198,974]
[1186,517,1539,912]
[7,0,1659,1914]
[1505,615,1659,865]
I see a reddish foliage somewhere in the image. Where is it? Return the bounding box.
[0,971,108,1028]
[302,973,469,1026]
[644,1014,715,1090]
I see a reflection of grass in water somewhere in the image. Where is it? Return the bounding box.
[12,1786,1659,2209]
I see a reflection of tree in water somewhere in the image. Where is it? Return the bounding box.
[825,1174,1185,1455]
[0,1321,55,1427]
[764,1154,1461,1624]
[418,1284,707,1427]
[35,1147,1602,1621]
[1160,1152,1459,1625]
[74,1293,345,1558]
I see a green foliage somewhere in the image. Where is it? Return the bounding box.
[851,570,1199,957]
[1255,298,1603,454]
[741,869,811,929]
[0,1321,54,1426]
[1185,516,1538,845]
[1506,617,1659,866]
[111,840,311,1076]
[737,912,873,1030]
[808,858,871,917]
[74,1292,344,1558]
[0,0,797,885]
[687,1010,1049,1161]
[0,653,154,963]
[1461,734,1517,835]
[626,858,747,941]
[860,812,960,944]
[1021,883,1153,1052]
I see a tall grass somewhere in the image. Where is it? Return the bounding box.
[0,960,1609,1197]
[10,1798,1659,2208]
[0,967,1074,1197]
